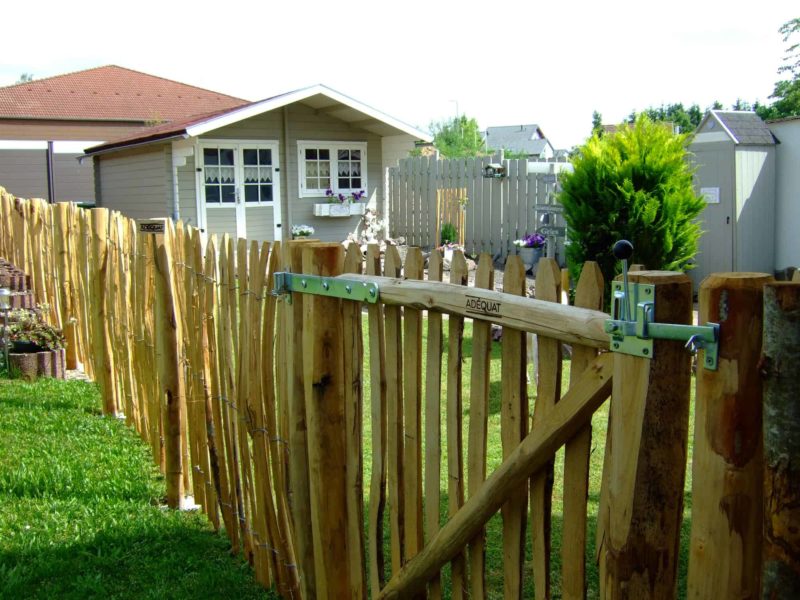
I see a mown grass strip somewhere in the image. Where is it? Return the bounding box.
[0,378,274,599]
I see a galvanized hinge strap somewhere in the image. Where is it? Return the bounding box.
[272,272,379,304]
[605,281,720,370]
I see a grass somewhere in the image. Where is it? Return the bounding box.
[0,378,274,600]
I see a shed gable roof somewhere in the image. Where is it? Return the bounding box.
[698,110,776,145]
[0,65,248,122]
[84,84,432,156]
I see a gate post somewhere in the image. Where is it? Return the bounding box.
[301,242,359,598]
[688,273,772,598]
[599,271,693,599]
[761,282,800,596]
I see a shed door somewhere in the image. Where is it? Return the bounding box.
[200,142,281,242]
[691,146,734,287]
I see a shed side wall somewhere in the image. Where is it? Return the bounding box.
[96,145,171,220]
[770,120,800,271]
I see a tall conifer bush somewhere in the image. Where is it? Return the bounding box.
[559,115,705,302]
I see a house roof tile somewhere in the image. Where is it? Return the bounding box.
[482,124,551,155]
[0,65,248,122]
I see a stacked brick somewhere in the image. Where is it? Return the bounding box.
[0,258,34,310]
[1,258,65,380]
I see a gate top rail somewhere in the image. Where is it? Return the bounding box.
[328,273,610,349]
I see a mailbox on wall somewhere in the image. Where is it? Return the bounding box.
[483,163,506,179]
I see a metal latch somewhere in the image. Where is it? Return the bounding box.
[272,272,379,304]
[603,241,720,370]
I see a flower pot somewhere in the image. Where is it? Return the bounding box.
[518,247,543,273]
[9,348,66,381]
[11,340,42,353]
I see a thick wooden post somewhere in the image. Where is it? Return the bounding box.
[284,238,317,600]
[302,242,359,599]
[152,220,184,509]
[688,273,772,598]
[599,271,693,599]
[761,282,800,597]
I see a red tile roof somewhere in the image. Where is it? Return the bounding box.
[0,65,248,122]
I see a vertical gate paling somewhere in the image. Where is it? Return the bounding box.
[2,183,800,598]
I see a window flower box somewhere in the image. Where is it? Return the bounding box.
[313,202,366,217]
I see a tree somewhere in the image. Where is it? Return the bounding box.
[630,103,709,133]
[16,73,33,84]
[559,115,705,304]
[428,115,486,158]
[591,111,604,138]
[756,17,800,120]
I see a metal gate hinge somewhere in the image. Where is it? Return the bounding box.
[605,281,720,370]
[272,272,379,304]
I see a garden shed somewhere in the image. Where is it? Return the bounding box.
[688,110,776,287]
[82,85,430,243]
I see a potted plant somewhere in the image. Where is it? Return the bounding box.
[291,224,315,239]
[439,222,461,262]
[513,233,546,273]
[6,308,66,380]
[312,188,367,217]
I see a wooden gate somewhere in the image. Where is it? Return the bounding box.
[278,241,697,599]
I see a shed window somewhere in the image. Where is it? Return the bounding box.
[298,142,366,197]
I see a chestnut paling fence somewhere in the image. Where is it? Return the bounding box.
[1,186,798,599]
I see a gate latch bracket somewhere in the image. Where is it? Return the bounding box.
[604,280,720,370]
[272,272,379,304]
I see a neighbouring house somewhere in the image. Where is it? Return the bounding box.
[0,65,247,203]
[82,84,431,243]
[688,110,777,287]
[482,124,555,159]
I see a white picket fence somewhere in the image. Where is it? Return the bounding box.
[387,155,570,258]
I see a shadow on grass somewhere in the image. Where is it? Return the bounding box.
[0,516,275,600]
[367,486,693,599]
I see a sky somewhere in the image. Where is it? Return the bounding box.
[1,1,797,150]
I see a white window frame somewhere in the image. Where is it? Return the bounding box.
[297,140,367,198]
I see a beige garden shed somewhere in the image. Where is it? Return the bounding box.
[688,110,777,287]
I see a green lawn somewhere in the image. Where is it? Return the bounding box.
[0,378,274,600]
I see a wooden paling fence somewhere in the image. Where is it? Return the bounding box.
[2,186,799,598]
[388,156,563,258]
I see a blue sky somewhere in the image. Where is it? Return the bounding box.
[2,0,796,149]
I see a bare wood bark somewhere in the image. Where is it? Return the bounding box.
[366,243,389,594]
[562,261,604,600]
[424,248,444,600]
[467,253,495,599]
[340,273,609,348]
[499,255,527,599]
[599,271,693,599]
[688,273,772,599]
[761,282,800,598]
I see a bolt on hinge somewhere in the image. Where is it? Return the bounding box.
[272,272,379,304]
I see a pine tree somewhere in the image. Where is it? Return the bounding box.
[559,115,705,304]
